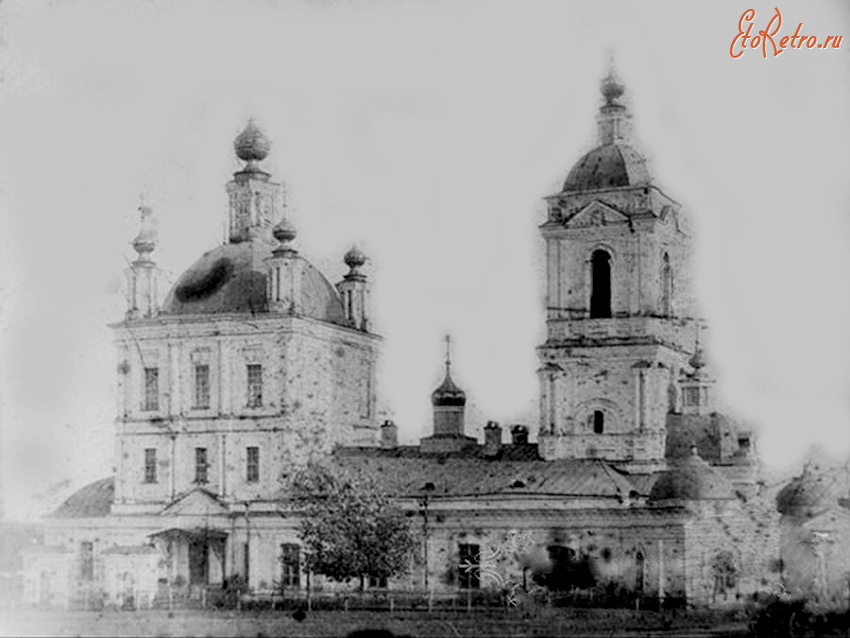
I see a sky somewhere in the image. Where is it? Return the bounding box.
[0,0,849,520]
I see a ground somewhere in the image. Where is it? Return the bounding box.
[0,608,750,637]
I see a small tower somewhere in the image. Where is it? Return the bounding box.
[225,119,286,243]
[124,205,164,319]
[265,216,304,315]
[336,245,370,331]
[420,336,477,453]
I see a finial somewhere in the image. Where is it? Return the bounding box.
[445,334,452,372]
[689,321,706,371]
[234,118,271,171]
[131,201,156,261]
[343,244,367,275]
[600,60,625,107]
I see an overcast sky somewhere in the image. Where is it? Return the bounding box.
[1,0,849,519]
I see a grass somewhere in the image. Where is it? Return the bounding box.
[0,607,750,637]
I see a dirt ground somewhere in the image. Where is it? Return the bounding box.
[0,607,749,637]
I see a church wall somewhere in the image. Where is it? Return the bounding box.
[682,499,781,606]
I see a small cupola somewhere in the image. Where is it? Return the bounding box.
[336,244,370,331]
[124,203,164,319]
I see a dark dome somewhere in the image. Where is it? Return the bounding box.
[776,465,845,518]
[562,143,650,192]
[431,372,466,407]
[161,240,347,325]
[649,451,735,503]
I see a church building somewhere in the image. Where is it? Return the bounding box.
[23,74,780,608]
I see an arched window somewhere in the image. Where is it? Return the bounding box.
[590,250,611,318]
[635,551,645,593]
[661,253,673,317]
[593,410,604,434]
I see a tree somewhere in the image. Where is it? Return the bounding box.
[287,461,415,590]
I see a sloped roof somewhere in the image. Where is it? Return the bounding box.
[50,477,114,518]
[666,412,753,465]
[330,447,635,500]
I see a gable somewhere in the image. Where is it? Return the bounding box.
[563,201,629,229]
[160,488,229,517]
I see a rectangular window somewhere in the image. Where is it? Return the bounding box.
[458,543,481,589]
[280,543,300,588]
[247,364,263,408]
[143,367,159,411]
[246,446,260,483]
[195,447,208,484]
[80,541,94,581]
[144,448,157,483]
[683,387,700,407]
[368,575,388,589]
[194,364,210,409]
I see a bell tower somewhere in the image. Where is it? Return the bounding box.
[537,72,699,472]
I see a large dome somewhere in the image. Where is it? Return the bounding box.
[562,142,650,192]
[776,463,848,519]
[161,240,347,325]
[649,450,735,503]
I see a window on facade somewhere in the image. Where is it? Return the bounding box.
[683,387,700,407]
[144,448,157,483]
[661,253,673,317]
[246,446,260,483]
[194,364,210,409]
[635,551,645,593]
[593,410,604,434]
[590,250,612,318]
[246,364,263,408]
[79,541,94,581]
[143,367,159,411]
[712,550,738,596]
[368,575,388,589]
[458,543,481,589]
[738,436,751,453]
[195,447,208,484]
[280,543,300,588]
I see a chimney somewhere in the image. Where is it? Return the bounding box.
[380,420,398,448]
[483,421,502,458]
[510,424,529,445]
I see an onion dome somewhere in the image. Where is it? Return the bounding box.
[272,217,297,244]
[344,245,366,270]
[131,205,156,260]
[600,72,625,106]
[234,118,271,170]
[776,463,843,518]
[689,346,706,372]
[649,446,735,503]
[432,336,466,407]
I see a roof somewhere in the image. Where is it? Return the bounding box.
[160,239,347,325]
[648,451,735,503]
[562,143,650,192]
[329,447,636,501]
[51,477,114,518]
[665,412,753,465]
[102,545,159,556]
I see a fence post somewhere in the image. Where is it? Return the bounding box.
[428,589,433,613]
[169,585,173,611]
[389,595,394,613]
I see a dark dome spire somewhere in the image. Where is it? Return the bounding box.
[431,335,466,407]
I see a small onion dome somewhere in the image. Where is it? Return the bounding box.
[132,230,156,257]
[344,244,367,270]
[431,370,466,407]
[689,346,706,371]
[601,72,625,106]
[649,447,735,503]
[234,118,270,164]
[272,217,297,244]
